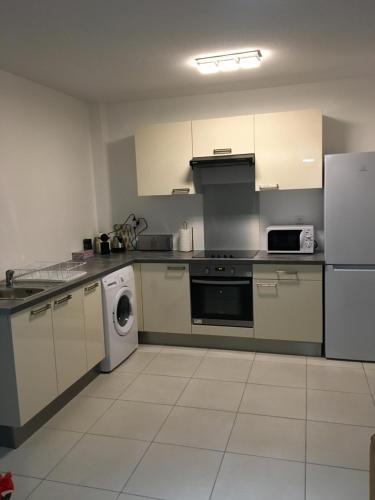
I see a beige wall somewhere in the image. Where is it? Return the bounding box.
[0,71,97,276]
[95,76,375,250]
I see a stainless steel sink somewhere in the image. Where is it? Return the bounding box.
[0,287,46,300]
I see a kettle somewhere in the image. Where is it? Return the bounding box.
[111,234,125,253]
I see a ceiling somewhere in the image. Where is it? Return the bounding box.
[0,0,374,103]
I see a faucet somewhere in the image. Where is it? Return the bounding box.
[5,270,15,288]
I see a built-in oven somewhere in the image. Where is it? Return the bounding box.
[190,262,253,328]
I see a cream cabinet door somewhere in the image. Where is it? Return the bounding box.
[192,115,254,157]
[52,288,87,393]
[11,301,58,425]
[135,121,194,196]
[255,109,322,191]
[133,263,144,331]
[253,266,323,343]
[141,263,191,334]
[83,281,105,369]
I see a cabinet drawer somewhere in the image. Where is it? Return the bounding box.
[253,264,322,281]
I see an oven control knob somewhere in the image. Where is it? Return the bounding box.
[205,267,210,274]
[230,267,235,275]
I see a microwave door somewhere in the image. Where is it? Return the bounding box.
[268,230,302,252]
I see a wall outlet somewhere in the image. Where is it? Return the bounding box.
[295,215,305,224]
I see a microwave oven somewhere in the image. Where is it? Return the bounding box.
[266,225,314,254]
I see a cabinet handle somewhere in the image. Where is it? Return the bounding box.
[84,282,99,294]
[213,148,232,155]
[259,184,279,191]
[276,270,299,276]
[172,188,190,194]
[256,282,278,287]
[54,294,72,306]
[167,266,186,271]
[30,303,51,316]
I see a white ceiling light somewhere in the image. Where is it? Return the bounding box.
[195,50,262,74]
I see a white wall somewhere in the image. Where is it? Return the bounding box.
[0,71,97,276]
[95,76,375,250]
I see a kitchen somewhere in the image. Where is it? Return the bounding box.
[1,1,375,499]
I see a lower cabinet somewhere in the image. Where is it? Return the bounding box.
[133,263,144,331]
[83,281,105,370]
[10,301,58,425]
[1,281,105,427]
[253,264,323,343]
[52,288,87,394]
[141,263,191,334]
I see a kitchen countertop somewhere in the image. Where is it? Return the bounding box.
[0,250,325,315]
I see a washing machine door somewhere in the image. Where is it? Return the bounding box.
[112,287,135,336]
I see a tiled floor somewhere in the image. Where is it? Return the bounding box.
[1,344,374,499]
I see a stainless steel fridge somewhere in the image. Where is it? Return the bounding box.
[325,151,375,361]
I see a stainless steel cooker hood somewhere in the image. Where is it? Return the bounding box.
[190,153,255,169]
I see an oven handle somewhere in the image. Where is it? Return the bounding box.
[191,279,251,286]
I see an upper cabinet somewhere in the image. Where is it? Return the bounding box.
[254,109,323,191]
[192,115,254,157]
[135,121,195,196]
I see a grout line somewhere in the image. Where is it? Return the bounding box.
[361,362,375,406]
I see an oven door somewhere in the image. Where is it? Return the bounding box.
[267,229,303,253]
[190,277,253,327]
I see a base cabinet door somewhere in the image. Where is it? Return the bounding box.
[255,109,322,191]
[52,288,87,393]
[133,263,144,331]
[11,302,58,425]
[141,263,191,334]
[253,265,323,342]
[83,281,105,369]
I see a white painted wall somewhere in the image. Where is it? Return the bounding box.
[0,70,97,276]
[96,76,375,250]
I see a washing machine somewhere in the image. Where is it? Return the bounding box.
[100,266,138,372]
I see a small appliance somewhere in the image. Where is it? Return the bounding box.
[137,234,173,251]
[95,233,111,255]
[266,225,314,254]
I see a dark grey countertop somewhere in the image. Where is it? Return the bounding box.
[0,250,324,315]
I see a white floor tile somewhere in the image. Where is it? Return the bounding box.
[307,364,369,393]
[249,360,306,387]
[193,356,252,382]
[0,429,82,478]
[307,389,375,426]
[89,400,171,441]
[80,373,137,399]
[119,374,189,404]
[307,420,374,470]
[28,480,118,500]
[161,346,207,356]
[206,349,255,360]
[115,351,157,373]
[45,396,113,432]
[364,367,375,394]
[239,384,306,419]
[118,494,158,500]
[3,474,41,500]
[177,378,245,411]
[143,353,202,377]
[48,434,148,492]
[125,443,222,500]
[137,344,163,353]
[211,453,305,500]
[227,413,305,461]
[306,463,369,500]
[255,353,306,364]
[308,357,363,368]
[155,406,235,451]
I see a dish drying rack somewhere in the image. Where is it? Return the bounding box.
[13,261,87,283]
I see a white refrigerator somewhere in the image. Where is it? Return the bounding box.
[325,151,375,361]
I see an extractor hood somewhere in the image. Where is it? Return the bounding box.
[190,153,255,169]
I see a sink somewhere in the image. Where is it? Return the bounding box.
[0,287,46,300]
